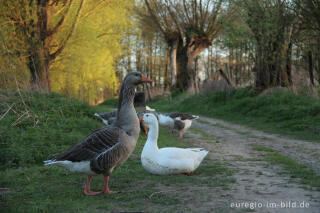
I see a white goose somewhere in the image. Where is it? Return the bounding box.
[140,113,208,175]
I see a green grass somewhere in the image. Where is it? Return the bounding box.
[149,88,320,141]
[0,91,235,212]
[98,98,118,108]
[0,90,103,170]
[252,145,320,189]
[251,145,275,152]
[0,128,235,213]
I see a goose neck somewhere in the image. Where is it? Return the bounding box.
[145,121,159,149]
[115,82,139,138]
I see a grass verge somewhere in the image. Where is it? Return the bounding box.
[149,88,320,141]
[252,145,320,189]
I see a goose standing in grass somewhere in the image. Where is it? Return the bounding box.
[158,112,199,138]
[140,113,208,175]
[44,72,152,196]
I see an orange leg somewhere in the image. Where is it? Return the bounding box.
[103,176,121,194]
[179,130,183,139]
[84,175,102,196]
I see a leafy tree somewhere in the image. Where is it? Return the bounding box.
[50,0,135,104]
[240,0,298,90]
[294,0,320,84]
[0,0,84,91]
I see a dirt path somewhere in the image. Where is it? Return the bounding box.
[182,116,320,213]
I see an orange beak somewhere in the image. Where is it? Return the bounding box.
[141,74,152,83]
[139,116,143,122]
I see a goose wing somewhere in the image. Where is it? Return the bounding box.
[174,119,185,130]
[52,126,122,162]
[167,112,198,120]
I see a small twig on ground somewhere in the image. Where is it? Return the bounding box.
[0,103,15,120]
[148,189,180,199]
[11,111,29,126]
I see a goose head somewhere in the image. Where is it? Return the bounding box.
[140,113,158,127]
[124,72,152,86]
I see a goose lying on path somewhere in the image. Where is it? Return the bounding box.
[44,72,152,196]
[158,112,199,138]
[140,113,208,175]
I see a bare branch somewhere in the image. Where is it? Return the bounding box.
[49,0,85,61]
[47,0,73,37]
[144,0,167,36]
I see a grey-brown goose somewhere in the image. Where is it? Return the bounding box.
[44,72,152,196]
[168,112,199,138]
[156,112,199,138]
[95,110,148,136]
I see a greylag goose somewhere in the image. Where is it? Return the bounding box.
[157,112,199,138]
[95,110,148,136]
[44,72,152,196]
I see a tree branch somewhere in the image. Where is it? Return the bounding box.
[47,0,73,37]
[144,0,166,36]
[49,0,85,61]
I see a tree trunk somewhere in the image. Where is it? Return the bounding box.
[176,46,195,93]
[219,69,234,87]
[175,38,209,93]
[254,44,268,91]
[26,0,84,92]
[285,42,292,85]
[169,39,178,88]
[308,50,314,86]
[164,47,170,90]
[28,47,50,92]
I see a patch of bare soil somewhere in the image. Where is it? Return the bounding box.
[178,116,320,213]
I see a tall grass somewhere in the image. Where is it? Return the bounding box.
[149,88,320,141]
[0,90,102,170]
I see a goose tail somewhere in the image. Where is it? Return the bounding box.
[200,150,209,161]
[146,106,155,111]
[43,160,57,166]
[192,115,199,120]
